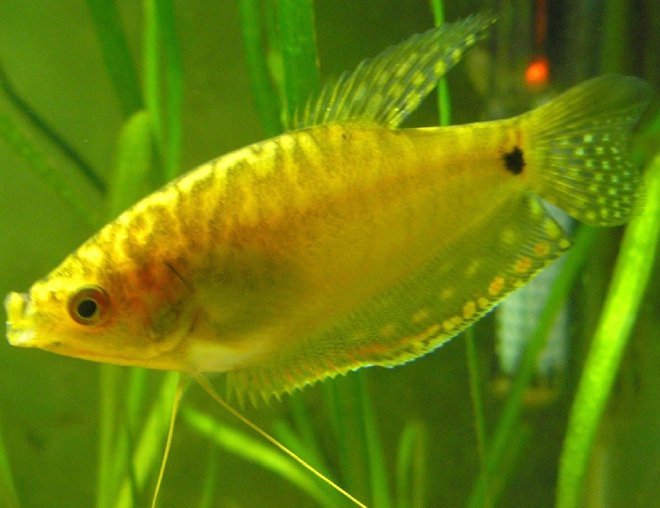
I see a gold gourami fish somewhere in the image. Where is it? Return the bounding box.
[4,14,652,404]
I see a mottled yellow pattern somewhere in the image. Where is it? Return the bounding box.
[5,14,651,402]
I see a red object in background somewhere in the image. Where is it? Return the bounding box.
[525,56,550,88]
[525,0,550,90]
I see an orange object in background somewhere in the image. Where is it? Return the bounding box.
[525,55,550,89]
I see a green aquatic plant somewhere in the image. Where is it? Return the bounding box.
[0,426,19,508]
[557,155,660,507]
[0,2,657,507]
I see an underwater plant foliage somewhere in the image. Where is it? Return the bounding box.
[0,1,658,507]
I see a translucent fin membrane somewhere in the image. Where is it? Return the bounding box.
[524,75,652,226]
[226,195,570,403]
[291,13,495,130]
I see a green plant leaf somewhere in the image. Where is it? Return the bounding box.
[0,61,105,193]
[557,152,660,508]
[86,0,142,116]
[395,421,427,508]
[0,111,98,227]
[142,0,183,183]
[183,406,338,507]
[238,0,283,137]
[469,225,600,507]
[0,426,20,508]
[108,110,154,217]
[277,0,320,125]
[115,372,181,508]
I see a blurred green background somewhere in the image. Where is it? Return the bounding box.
[0,1,658,507]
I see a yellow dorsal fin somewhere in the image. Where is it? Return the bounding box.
[291,12,495,130]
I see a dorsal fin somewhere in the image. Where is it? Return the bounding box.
[291,13,495,130]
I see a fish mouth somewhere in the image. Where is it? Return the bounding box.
[4,292,37,347]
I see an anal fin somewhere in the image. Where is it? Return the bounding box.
[227,194,571,403]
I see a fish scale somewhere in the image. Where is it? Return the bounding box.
[5,14,652,403]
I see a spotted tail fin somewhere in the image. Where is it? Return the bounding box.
[522,75,652,226]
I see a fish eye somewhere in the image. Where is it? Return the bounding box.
[68,286,110,326]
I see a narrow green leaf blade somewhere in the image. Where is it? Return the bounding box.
[108,110,154,217]
[0,61,105,193]
[395,421,427,508]
[0,112,98,227]
[96,365,122,508]
[86,0,142,116]
[357,374,392,508]
[154,0,183,181]
[183,406,337,508]
[0,426,20,508]
[469,226,599,507]
[277,0,320,125]
[557,153,660,508]
[116,372,181,508]
[238,0,283,136]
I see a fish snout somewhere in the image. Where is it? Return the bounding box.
[4,292,37,347]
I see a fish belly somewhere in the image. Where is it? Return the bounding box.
[173,122,561,398]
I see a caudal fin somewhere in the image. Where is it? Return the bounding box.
[523,75,652,226]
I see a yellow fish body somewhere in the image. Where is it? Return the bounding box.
[5,15,651,402]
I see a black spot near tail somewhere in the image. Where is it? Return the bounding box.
[503,146,525,175]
